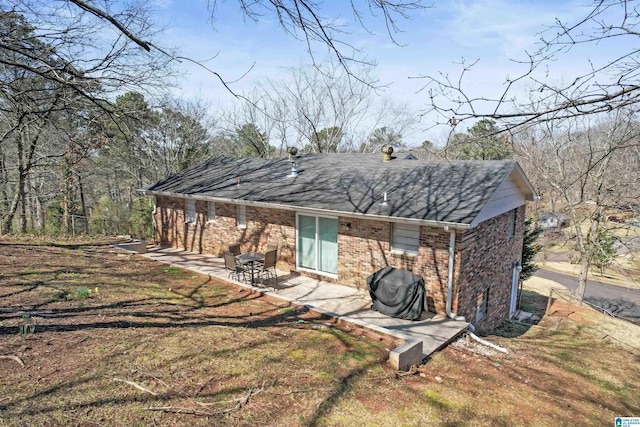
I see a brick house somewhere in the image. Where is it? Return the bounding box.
[144,152,537,331]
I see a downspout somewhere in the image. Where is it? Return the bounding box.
[445,227,466,322]
[445,226,509,354]
[150,195,157,244]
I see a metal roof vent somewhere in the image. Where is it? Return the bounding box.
[381,145,393,162]
[287,146,298,161]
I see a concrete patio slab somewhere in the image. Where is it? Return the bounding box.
[141,245,468,360]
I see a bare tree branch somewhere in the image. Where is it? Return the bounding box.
[421,0,640,133]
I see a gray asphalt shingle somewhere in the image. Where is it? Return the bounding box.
[145,153,521,225]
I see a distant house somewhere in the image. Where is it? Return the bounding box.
[144,152,538,331]
[538,212,568,230]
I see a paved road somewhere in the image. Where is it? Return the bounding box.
[534,269,640,322]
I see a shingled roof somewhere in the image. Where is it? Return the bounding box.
[145,153,536,228]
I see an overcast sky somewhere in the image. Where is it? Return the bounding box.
[151,0,629,144]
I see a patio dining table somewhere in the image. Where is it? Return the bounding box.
[235,252,265,285]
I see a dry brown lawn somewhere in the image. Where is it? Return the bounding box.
[0,238,638,426]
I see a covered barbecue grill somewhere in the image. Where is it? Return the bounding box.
[366,267,426,320]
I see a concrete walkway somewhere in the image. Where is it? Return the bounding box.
[141,246,468,358]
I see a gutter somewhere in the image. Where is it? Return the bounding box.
[140,189,471,231]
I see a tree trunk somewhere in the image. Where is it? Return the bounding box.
[61,159,72,235]
[574,217,600,300]
[18,171,27,233]
[2,182,21,234]
[78,172,89,234]
[0,150,8,228]
[574,255,589,300]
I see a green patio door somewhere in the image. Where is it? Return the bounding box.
[297,214,338,275]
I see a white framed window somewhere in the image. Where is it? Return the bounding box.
[508,209,517,239]
[476,288,489,322]
[185,199,196,223]
[207,201,216,222]
[391,222,419,254]
[237,205,246,228]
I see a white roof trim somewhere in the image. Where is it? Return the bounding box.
[469,163,536,227]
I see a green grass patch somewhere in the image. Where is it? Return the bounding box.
[74,287,91,299]
[422,389,458,409]
[492,320,531,338]
[518,289,548,317]
[162,266,187,276]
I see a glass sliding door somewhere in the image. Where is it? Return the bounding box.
[318,217,338,274]
[298,215,317,270]
[297,214,338,275]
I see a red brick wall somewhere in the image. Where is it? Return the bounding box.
[335,218,453,309]
[154,195,526,329]
[155,196,297,271]
[455,205,526,331]
[155,196,455,311]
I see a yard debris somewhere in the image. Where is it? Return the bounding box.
[113,378,158,396]
[0,355,25,367]
[468,332,509,354]
[452,334,509,358]
[145,385,263,417]
[395,365,419,378]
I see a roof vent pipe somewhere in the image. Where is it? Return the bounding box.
[287,146,299,177]
[288,160,299,178]
[381,145,393,162]
[379,192,388,207]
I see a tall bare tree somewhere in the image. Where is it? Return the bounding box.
[0,2,174,234]
[514,110,640,299]
[242,63,416,154]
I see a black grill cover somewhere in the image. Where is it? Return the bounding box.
[367,267,425,320]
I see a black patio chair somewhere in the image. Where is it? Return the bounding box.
[228,243,242,256]
[256,249,278,288]
[223,251,248,283]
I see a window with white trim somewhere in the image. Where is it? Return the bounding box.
[391,222,419,254]
[508,209,517,239]
[207,202,216,222]
[236,205,246,228]
[185,199,196,223]
[476,288,489,322]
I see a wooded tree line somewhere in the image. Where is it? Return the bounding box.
[0,14,411,238]
[0,1,423,238]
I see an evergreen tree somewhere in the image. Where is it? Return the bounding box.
[590,229,617,276]
[520,217,543,281]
